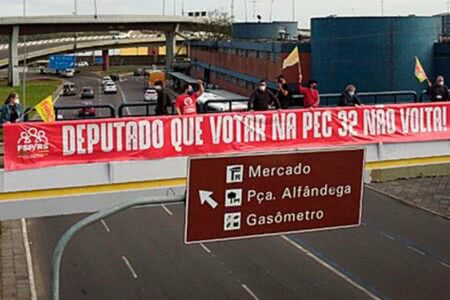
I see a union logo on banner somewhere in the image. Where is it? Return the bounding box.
[16,127,50,159]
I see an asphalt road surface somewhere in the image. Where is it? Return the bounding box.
[56,72,154,120]
[27,188,450,300]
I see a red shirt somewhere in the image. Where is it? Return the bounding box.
[175,92,199,115]
[298,85,320,108]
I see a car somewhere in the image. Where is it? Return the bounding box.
[78,101,96,118]
[111,31,130,40]
[80,87,95,99]
[63,68,75,78]
[62,82,76,96]
[144,88,158,102]
[103,82,118,94]
[102,76,112,86]
[76,61,89,68]
[134,68,144,76]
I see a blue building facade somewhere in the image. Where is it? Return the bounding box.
[311,16,442,93]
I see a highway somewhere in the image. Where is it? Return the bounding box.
[56,72,152,119]
[26,188,450,300]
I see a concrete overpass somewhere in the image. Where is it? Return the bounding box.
[0,15,203,86]
[0,35,186,69]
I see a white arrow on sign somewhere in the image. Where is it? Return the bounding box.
[199,190,219,209]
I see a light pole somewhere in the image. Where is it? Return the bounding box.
[22,0,27,109]
[94,0,98,18]
[243,0,248,22]
[74,0,78,15]
[163,0,166,15]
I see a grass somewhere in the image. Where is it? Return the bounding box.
[0,78,62,109]
[0,78,61,143]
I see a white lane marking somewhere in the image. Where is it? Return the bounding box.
[241,284,259,300]
[407,245,425,256]
[440,261,450,269]
[21,219,38,300]
[161,204,173,216]
[101,219,111,232]
[116,81,131,115]
[122,256,138,279]
[200,243,212,254]
[380,232,395,240]
[281,235,381,300]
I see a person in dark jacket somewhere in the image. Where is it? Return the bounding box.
[339,84,362,106]
[248,80,280,111]
[154,80,171,115]
[277,75,291,109]
[1,92,23,125]
[427,76,449,102]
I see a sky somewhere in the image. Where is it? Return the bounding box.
[0,0,448,28]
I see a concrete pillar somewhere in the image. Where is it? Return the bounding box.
[165,31,176,72]
[8,25,20,87]
[102,49,110,71]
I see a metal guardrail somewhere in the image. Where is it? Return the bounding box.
[419,89,450,102]
[117,102,175,118]
[202,99,249,113]
[51,195,185,300]
[292,90,419,107]
[54,104,116,120]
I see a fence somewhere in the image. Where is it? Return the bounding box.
[118,102,175,118]
[54,104,116,120]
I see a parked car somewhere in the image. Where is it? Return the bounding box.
[62,82,76,96]
[103,82,118,94]
[78,101,96,118]
[102,76,112,86]
[80,87,95,99]
[144,88,158,102]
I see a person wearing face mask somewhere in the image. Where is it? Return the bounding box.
[426,75,449,102]
[339,84,362,107]
[175,80,204,115]
[154,80,171,115]
[248,80,280,111]
[1,92,23,125]
[298,74,320,108]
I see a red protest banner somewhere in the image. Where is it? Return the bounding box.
[3,102,449,171]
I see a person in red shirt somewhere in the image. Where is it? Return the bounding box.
[298,74,320,108]
[175,80,205,115]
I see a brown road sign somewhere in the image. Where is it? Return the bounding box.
[184,148,365,244]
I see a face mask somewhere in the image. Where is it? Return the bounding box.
[348,91,355,97]
[13,98,20,105]
[437,81,444,86]
[154,85,162,91]
[258,86,266,92]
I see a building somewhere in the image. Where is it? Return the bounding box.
[190,22,311,97]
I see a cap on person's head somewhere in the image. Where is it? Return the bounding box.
[308,80,318,86]
[258,80,266,85]
[155,80,163,86]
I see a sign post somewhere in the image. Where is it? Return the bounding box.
[185,148,365,244]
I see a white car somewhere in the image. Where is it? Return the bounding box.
[144,88,158,102]
[111,32,130,40]
[63,68,75,78]
[76,61,89,68]
[103,82,117,94]
[102,76,112,86]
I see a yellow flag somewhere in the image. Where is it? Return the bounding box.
[414,56,428,83]
[282,46,300,69]
[35,96,55,122]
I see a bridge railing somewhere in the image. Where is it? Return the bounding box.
[202,99,249,113]
[292,90,419,107]
[117,102,176,118]
[55,104,116,121]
